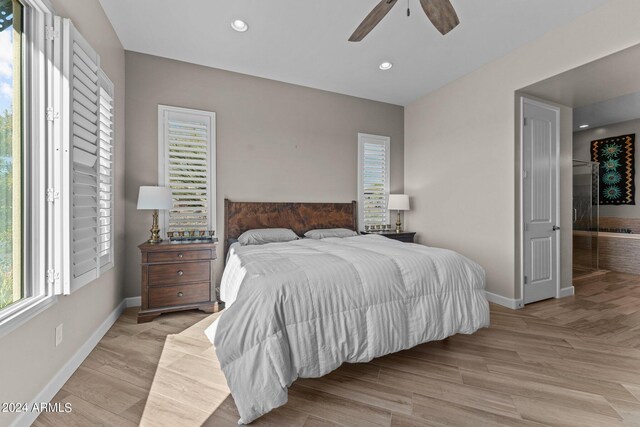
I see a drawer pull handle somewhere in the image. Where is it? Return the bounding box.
[177,270,184,276]
[178,253,184,259]
[177,291,184,297]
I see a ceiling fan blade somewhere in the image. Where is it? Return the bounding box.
[349,0,398,42]
[419,0,459,35]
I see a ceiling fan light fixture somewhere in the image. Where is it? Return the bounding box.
[231,19,249,32]
[349,0,459,42]
[379,61,393,70]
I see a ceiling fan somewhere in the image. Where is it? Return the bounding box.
[349,0,459,42]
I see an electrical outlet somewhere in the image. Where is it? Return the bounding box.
[55,324,63,347]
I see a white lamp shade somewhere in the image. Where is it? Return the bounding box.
[137,186,173,210]
[388,194,410,211]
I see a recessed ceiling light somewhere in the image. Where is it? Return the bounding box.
[231,19,249,32]
[579,124,589,129]
[379,61,393,71]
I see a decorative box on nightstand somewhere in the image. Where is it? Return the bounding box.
[362,231,416,243]
[137,240,220,323]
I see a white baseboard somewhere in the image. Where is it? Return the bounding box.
[485,286,574,312]
[11,299,127,427]
[125,296,141,308]
[558,286,575,298]
[485,291,524,310]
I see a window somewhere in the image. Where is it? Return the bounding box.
[0,0,59,334]
[357,133,390,230]
[0,6,117,333]
[158,105,216,235]
[0,0,24,310]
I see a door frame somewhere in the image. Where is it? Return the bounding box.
[518,96,561,305]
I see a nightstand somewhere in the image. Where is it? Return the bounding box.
[137,240,220,323]
[362,231,416,243]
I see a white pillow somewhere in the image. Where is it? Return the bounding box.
[237,228,299,246]
[304,228,358,239]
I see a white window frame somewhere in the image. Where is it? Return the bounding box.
[0,0,58,339]
[357,133,391,230]
[157,105,216,237]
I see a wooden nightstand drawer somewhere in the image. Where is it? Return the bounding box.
[138,240,219,323]
[148,249,213,263]
[148,282,210,309]
[148,261,210,286]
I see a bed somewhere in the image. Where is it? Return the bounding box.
[205,200,489,424]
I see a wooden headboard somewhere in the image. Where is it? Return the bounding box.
[224,199,357,255]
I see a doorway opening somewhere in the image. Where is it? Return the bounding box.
[517,42,640,305]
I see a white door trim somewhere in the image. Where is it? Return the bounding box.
[519,96,561,305]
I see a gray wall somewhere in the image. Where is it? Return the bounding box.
[124,52,404,297]
[0,1,125,425]
[574,118,640,219]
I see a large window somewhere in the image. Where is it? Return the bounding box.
[0,0,55,333]
[158,105,216,235]
[0,0,23,310]
[0,2,117,334]
[357,133,390,230]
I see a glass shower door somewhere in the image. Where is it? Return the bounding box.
[573,160,599,273]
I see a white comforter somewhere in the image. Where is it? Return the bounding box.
[205,235,489,424]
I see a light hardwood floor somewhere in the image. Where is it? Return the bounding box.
[34,271,640,426]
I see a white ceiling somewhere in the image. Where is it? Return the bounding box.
[99,0,608,106]
[518,42,640,132]
[574,92,640,132]
[522,43,640,110]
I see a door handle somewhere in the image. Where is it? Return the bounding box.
[553,226,561,231]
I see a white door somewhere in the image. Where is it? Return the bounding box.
[522,99,560,304]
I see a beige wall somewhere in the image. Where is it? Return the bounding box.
[404,0,640,300]
[574,118,640,219]
[0,1,125,425]
[124,52,404,297]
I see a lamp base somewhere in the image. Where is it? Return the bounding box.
[395,210,402,233]
[148,209,163,244]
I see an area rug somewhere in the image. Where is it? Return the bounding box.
[591,134,635,205]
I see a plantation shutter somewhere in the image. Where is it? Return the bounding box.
[60,18,101,293]
[158,106,216,235]
[98,70,114,269]
[358,134,390,230]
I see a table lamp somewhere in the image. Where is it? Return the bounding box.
[388,194,410,233]
[137,186,173,244]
